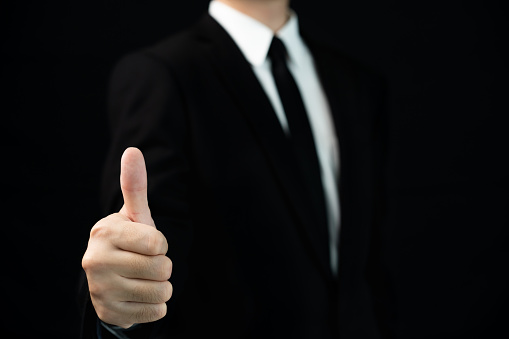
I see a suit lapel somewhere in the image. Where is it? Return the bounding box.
[306,36,382,333]
[303,35,360,230]
[303,37,354,172]
[193,15,333,279]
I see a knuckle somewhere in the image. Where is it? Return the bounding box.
[95,304,107,320]
[94,299,133,328]
[81,253,103,273]
[81,254,92,271]
[88,279,117,305]
[163,281,173,302]
[152,303,167,321]
[88,281,105,301]
[145,230,166,255]
[163,257,173,280]
[90,221,111,240]
[154,256,172,281]
[90,213,125,240]
[95,303,114,325]
[154,281,173,303]
[159,231,169,254]
[154,284,167,303]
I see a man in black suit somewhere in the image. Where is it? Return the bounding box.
[80,0,386,338]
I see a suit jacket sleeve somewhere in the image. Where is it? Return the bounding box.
[79,52,193,339]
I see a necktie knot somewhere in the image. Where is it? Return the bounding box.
[268,36,288,66]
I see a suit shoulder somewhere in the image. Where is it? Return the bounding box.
[316,40,382,80]
[302,23,384,82]
[145,29,202,63]
[114,20,205,73]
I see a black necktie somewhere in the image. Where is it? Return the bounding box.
[268,36,327,229]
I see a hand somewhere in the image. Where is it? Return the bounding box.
[82,147,173,328]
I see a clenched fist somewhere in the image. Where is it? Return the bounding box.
[82,147,173,328]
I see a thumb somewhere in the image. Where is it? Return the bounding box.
[119,147,154,226]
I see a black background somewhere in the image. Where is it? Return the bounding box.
[3,1,508,338]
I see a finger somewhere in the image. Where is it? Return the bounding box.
[112,251,172,281]
[120,147,154,226]
[97,300,167,328]
[110,216,168,256]
[116,279,173,304]
[116,301,167,325]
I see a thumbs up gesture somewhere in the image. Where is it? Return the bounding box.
[82,148,173,328]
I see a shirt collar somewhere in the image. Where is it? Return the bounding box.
[209,0,306,67]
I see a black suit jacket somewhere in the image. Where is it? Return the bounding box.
[79,14,387,339]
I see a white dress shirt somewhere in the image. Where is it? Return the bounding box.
[209,0,341,275]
